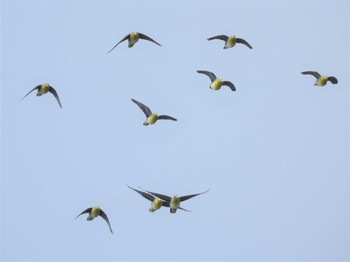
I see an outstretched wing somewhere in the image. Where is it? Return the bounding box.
[48,86,62,108]
[99,209,113,234]
[71,207,92,222]
[106,34,130,54]
[301,71,321,79]
[138,33,162,46]
[207,35,228,41]
[327,76,338,84]
[236,38,253,49]
[128,185,155,202]
[197,70,217,82]
[21,85,40,101]
[179,189,210,202]
[131,98,152,117]
[222,81,236,91]
[157,115,177,121]
[139,187,172,202]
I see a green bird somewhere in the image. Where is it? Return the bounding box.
[140,188,209,214]
[131,98,177,126]
[72,206,113,234]
[207,34,252,49]
[21,83,62,108]
[197,70,236,91]
[128,186,190,212]
[301,71,338,86]
[107,31,162,53]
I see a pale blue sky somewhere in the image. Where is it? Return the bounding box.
[1,0,349,261]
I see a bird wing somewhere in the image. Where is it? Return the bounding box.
[222,81,236,91]
[301,71,321,79]
[99,209,113,234]
[157,115,177,121]
[197,70,217,82]
[236,38,253,49]
[106,34,130,54]
[138,33,162,46]
[178,206,191,212]
[72,207,92,222]
[48,86,63,108]
[207,35,228,41]
[139,187,172,202]
[327,76,338,84]
[179,189,210,202]
[131,98,152,117]
[20,85,40,101]
[128,185,155,202]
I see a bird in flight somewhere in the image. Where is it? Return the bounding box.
[107,31,162,53]
[140,188,209,213]
[197,70,236,91]
[207,34,252,49]
[21,83,62,108]
[72,206,113,234]
[301,71,338,86]
[128,186,190,212]
[131,98,177,126]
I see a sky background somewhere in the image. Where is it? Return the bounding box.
[1,0,349,261]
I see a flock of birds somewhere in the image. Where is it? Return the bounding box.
[21,31,338,234]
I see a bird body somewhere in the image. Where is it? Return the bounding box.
[207,34,252,49]
[73,205,113,234]
[144,113,159,126]
[128,31,140,47]
[210,77,224,90]
[21,83,62,108]
[301,71,338,86]
[169,195,181,213]
[131,98,177,126]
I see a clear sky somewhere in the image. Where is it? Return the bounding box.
[1,0,349,261]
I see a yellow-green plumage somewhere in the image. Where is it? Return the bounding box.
[144,113,158,125]
[225,35,237,49]
[210,78,224,90]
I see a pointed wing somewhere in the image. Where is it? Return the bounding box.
[157,115,177,121]
[197,70,217,82]
[222,81,236,91]
[128,185,155,202]
[99,209,113,234]
[179,189,210,202]
[207,35,228,41]
[327,76,338,84]
[106,34,130,54]
[131,98,152,117]
[138,33,162,46]
[236,38,253,49]
[72,207,92,222]
[178,206,191,212]
[48,86,62,108]
[21,85,40,101]
[139,187,172,202]
[301,71,321,79]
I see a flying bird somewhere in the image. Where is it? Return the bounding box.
[140,188,209,213]
[207,34,252,49]
[301,71,338,86]
[72,206,113,234]
[107,31,162,53]
[127,186,190,212]
[197,70,236,91]
[131,98,177,126]
[21,83,62,108]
